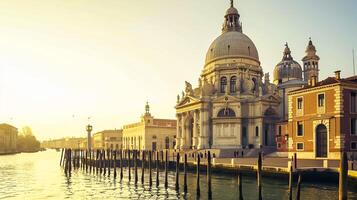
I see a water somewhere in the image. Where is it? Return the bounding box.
[0,150,356,200]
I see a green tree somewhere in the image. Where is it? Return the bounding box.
[17,126,40,152]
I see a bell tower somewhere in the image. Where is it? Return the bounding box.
[302,38,320,82]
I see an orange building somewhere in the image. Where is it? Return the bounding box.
[286,71,357,159]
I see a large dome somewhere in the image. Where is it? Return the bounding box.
[205,31,259,66]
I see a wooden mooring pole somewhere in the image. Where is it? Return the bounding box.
[141,150,145,184]
[62,149,67,167]
[184,153,187,193]
[288,165,293,200]
[69,149,72,174]
[95,150,98,174]
[207,151,212,199]
[238,172,243,200]
[60,148,64,166]
[64,149,68,172]
[196,153,201,197]
[135,150,138,184]
[107,149,111,177]
[339,152,348,200]
[149,150,152,187]
[120,149,123,181]
[103,149,107,176]
[72,149,75,169]
[164,150,168,188]
[175,152,180,191]
[114,150,117,179]
[296,173,302,200]
[128,150,131,181]
[257,152,262,200]
[89,150,92,174]
[156,151,159,187]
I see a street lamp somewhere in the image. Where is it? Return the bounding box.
[86,124,93,150]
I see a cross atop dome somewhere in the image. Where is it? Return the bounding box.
[283,42,293,60]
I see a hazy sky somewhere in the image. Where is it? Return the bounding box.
[0,0,356,140]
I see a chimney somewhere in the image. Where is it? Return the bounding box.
[334,70,341,80]
[311,75,317,87]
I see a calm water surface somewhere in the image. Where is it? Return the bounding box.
[0,150,356,200]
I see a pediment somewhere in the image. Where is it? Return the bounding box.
[176,95,200,107]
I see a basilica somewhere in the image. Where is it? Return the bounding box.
[175,1,319,150]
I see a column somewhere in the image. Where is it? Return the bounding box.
[198,108,209,149]
[180,113,187,149]
[192,110,198,149]
[175,114,181,149]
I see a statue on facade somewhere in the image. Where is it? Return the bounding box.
[200,78,212,96]
[264,73,270,84]
[259,85,263,96]
[185,81,194,96]
[242,73,254,95]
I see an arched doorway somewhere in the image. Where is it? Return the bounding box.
[316,124,327,158]
[263,107,278,147]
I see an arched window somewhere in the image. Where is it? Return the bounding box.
[152,135,157,139]
[165,137,170,149]
[217,108,236,117]
[220,77,227,93]
[255,126,259,137]
[252,77,258,91]
[230,76,237,93]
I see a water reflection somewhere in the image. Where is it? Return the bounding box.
[0,150,356,200]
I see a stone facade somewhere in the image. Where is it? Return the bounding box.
[92,129,122,149]
[175,2,280,150]
[122,102,176,151]
[0,123,18,154]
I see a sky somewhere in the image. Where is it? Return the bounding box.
[0,0,356,140]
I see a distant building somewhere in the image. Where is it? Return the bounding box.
[287,71,357,159]
[0,123,18,154]
[122,102,176,151]
[41,137,85,149]
[92,129,122,149]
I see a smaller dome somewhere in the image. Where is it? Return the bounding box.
[226,7,238,15]
[273,43,302,84]
[226,0,239,15]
